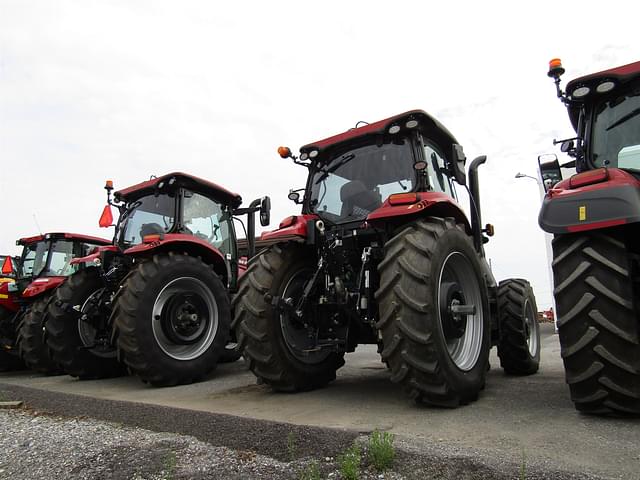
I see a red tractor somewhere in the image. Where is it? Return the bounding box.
[233,110,540,407]
[0,233,110,373]
[540,59,640,415]
[46,172,270,386]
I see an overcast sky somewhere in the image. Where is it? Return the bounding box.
[1,1,639,308]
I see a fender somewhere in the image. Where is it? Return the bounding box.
[21,276,66,299]
[123,233,228,280]
[260,214,319,242]
[539,168,640,234]
[70,245,119,266]
[367,192,472,233]
[0,281,20,312]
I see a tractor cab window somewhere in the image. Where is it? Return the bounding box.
[119,193,176,246]
[591,87,640,169]
[43,240,81,277]
[19,241,49,278]
[309,139,415,224]
[183,191,235,258]
[423,143,455,198]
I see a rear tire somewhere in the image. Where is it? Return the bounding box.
[114,253,229,386]
[552,230,640,415]
[46,268,124,379]
[16,294,62,374]
[376,217,490,407]
[232,244,345,392]
[497,279,540,375]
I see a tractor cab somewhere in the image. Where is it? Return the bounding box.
[99,172,262,290]
[3,233,110,294]
[543,58,640,184]
[281,110,467,228]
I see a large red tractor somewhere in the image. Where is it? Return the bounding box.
[539,59,640,415]
[0,233,110,372]
[233,110,540,407]
[46,172,270,386]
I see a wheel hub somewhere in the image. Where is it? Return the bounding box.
[161,293,207,344]
[440,281,473,340]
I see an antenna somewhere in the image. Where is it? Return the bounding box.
[32,214,43,235]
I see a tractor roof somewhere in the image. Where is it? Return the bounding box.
[566,60,640,129]
[299,109,459,159]
[17,232,111,247]
[114,172,243,208]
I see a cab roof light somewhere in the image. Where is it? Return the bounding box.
[569,168,609,189]
[388,192,419,205]
[547,58,565,79]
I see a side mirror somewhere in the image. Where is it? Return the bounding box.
[1,256,14,276]
[538,154,562,192]
[99,204,114,228]
[450,144,467,185]
[259,196,271,227]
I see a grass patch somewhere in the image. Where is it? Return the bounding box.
[367,430,395,472]
[338,443,361,480]
[298,460,321,480]
[162,450,177,480]
[287,431,297,461]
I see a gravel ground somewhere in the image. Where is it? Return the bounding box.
[0,405,607,480]
[0,408,403,480]
[0,381,613,480]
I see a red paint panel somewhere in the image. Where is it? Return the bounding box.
[548,168,640,199]
[70,245,119,265]
[567,218,627,233]
[21,277,66,299]
[260,214,317,241]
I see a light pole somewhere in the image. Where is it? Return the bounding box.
[514,172,558,333]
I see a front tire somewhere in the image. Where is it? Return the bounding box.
[0,306,23,372]
[376,217,491,407]
[46,268,124,379]
[16,294,62,374]
[232,244,345,392]
[552,230,640,415]
[114,253,230,386]
[497,279,540,375]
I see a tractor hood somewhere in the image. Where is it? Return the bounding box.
[114,172,243,209]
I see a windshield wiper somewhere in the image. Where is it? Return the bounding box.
[314,154,355,184]
[606,107,640,131]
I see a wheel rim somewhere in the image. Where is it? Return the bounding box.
[280,267,332,365]
[152,276,218,361]
[437,252,484,371]
[77,288,114,359]
[523,298,539,356]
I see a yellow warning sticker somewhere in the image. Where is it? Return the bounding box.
[0,294,7,299]
[579,205,586,221]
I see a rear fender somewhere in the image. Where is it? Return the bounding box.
[260,214,318,242]
[123,234,228,283]
[538,168,640,234]
[21,277,66,299]
[367,192,472,233]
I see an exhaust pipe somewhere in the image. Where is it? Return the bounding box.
[468,155,487,252]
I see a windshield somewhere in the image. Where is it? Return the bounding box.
[119,193,176,246]
[18,239,97,278]
[308,139,415,223]
[591,87,640,169]
[183,191,236,258]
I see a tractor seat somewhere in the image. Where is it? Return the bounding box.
[340,181,381,218]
